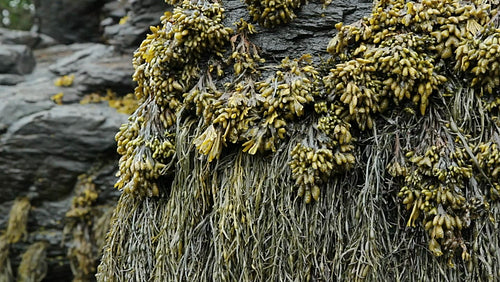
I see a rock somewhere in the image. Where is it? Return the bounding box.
[0,99,126,280]
[102,0,169,50]
[102,0,127,20]
[0,27,57,49]
[48,44,116,75]
[48,43,135,95]
[103,18,151,51]
[34,0,105,44]
[0,37,132,280]
[35,33,58,49]
[1,67,79,106]
[75,55,135,95]
[0,102,127,202]
[0,74,25,85]
[0,27,39,48]
[0,45,36,74]
[226,0,372,62]
[33,43,100,69]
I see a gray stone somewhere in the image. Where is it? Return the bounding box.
[0,45,36,74]
[0,97,125,279]
[0,27,57,49]
[103,20,149,50]
[75,55,135,95]
[33,43,98,69]
[0,1,373,281]
[101,17,115,27]
[0,40,129,231]
[102,0,127,20]
[226,0,371,62]
[49,43,135,95]
[33,0,105,44]
[48,44,113,75]
[33,33,59,49]
[0,28,39,48]
[0,94,54,129]
[129,0,166,12]
[102,0,169,50]
[0,103,128,203]
[0,74,25,85]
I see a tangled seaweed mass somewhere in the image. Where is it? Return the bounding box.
[100,0,500,280]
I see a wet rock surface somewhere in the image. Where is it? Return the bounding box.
[102,0,170,51]
[0,42,130,282]
[0,103,125,202]
[0,45,36,75]
[48,43,135,96]
[0,27,57,49]
[0,0,371,281]
[238,0,372,60]
[33,0,106,44]
[0,74,25,86]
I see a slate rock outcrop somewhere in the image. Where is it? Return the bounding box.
[33,0,106,44]
[0,0,371,281]
[0,41,131,281]
[0,45,36,75]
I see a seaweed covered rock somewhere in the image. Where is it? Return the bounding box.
[244,0,307,28]
[98,0,500,281]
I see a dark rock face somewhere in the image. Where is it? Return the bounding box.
[0,32,131,282]
[0,0,372,281]
[0,41,135,204]
[225,0,372,61]
[33,0,106,44]
[0,103,125,202]
[102,0,170,51]
[46,43,135,97]
[0,45,36,74]
[0,1,168,280]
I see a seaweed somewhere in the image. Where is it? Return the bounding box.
[5,197,31,244]
[97,0,500,280]
[17,241,48,282]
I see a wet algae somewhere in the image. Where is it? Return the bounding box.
[98,0,500,281]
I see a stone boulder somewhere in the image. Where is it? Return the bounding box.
[0,27,57,49]
[229,0,372,60]
[102,0,169,51]
[0,40,136,203]
[0,28,56,86]
[33,0,106,44]
[48,43,135,96]
[0,45,36,74]
[0,102,125,202]
[0,40,133,281]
